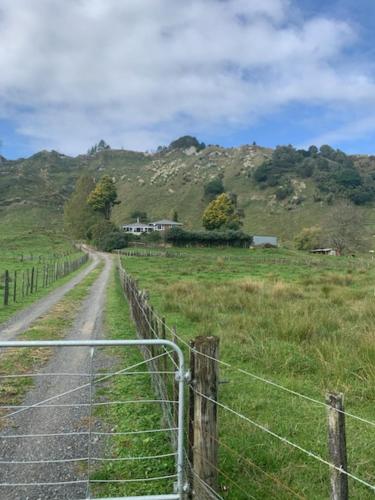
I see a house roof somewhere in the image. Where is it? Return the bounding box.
[151,219,183,225]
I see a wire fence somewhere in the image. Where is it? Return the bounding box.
[1,252,89,307]
[118,257,375,499]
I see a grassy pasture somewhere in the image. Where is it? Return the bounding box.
[121,248,375,499]
[0,206,87,324]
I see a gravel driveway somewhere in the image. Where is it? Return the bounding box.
[0,248,100,341]
[0,252,113,499]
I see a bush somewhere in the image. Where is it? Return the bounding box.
[165,227,252,247]
[89,220,129,251]
[294,226,323,251]
[204,178,224,200]
[140,231,162,243]
[169,136,206,151]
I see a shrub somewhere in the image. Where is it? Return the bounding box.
[89,220,129,251]
[204,178,225,200]
[165,227,252,247]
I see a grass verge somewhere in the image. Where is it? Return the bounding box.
[0,253,92,325]
[91,266,176,498]
[0,261,103,419]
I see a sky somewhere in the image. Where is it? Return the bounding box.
[0,0,375,159]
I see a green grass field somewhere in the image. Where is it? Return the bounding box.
[0,206,89,324]
[121,248,375,499]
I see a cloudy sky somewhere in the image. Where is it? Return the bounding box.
[0,0,375,158]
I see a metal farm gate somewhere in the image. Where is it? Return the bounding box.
[0,339,188,500]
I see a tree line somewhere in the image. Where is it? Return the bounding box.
[253,144,375,205]
[64,174,127,251]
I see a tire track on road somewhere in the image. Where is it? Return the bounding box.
[0,253,113,499]
[0,248,101,341]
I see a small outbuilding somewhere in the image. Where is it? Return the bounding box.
[310,248,338,256]
[252,235,278,247]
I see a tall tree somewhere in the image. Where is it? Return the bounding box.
[87,175,120,220]
[64,175,101,239]
[202,193,241,230]
[323,201,367,254]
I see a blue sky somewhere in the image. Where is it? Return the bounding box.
[0,0,375,159]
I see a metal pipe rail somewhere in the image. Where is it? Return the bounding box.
[0,339,188,500]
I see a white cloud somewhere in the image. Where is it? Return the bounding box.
[0,0,374,154]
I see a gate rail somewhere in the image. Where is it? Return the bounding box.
[0,339,188,500]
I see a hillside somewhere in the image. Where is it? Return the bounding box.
[2,142,375,242]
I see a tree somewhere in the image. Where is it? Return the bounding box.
[294,226,323,251]
[323,201,367,254]
[87,139,111,155]
[87,175,120,220]
[89,220,128,251]
[130,210,148,222]
[169,136,206,151]
[172,210,179,222]
[64,175,101,239]
[204,177,225,200]
[202,193,241,231]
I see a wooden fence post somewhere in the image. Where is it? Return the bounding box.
[327,393,348,500]
[13,270,17,302]
[3,270,9,306]
[189,336,219,499]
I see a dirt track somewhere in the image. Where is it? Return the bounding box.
[0,248,101,341]
[0,251,113,499]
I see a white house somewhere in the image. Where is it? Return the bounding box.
[123,219,154,235]
[151,219,183,231]
[123,218,183,236]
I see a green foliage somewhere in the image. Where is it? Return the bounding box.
[275,181,294,201]
[202,193,241,230]
[203,177,225,200]
[140,230,162,243]
[253,144,375,205]
[169,135,206,151]
[87,175,120,220]
[64,175,101,239]
[89,220,128,251]
[87,139,111,155]
[165,227,252,247]
[294,226,323,251]
[130,210,148,222]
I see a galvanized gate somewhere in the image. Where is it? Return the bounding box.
[0,339,188,500]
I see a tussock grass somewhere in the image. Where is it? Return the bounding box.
[123,249,375,499]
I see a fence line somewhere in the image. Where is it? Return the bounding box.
[118,248,372,270]
[192,388,375,494]
[129,274,375,431]
[1,252,89,308]
[117,257,375,499]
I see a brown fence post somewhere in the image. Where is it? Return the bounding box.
[13,270,17,302]
[327,393,348,500]
[3,270,9,306]
[190,336,219,499]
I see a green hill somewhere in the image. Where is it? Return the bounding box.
[1,141,375,243]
